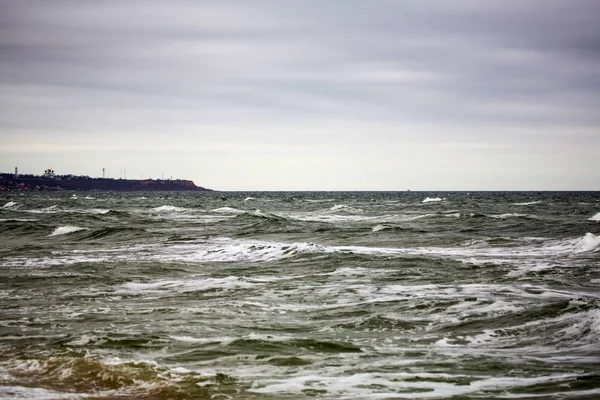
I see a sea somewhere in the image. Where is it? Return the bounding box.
[1,191,599,400]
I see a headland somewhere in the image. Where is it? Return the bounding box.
[0,169,211,192]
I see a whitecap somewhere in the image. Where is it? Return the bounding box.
[210,206,244,214]
[513,200,542,205]
[329,204,364,213]
[49,226,87,236]
[150,205,187,213]
[2,201,17,208]
[170,335,233,344]
[545,233,600,254]
[588,212,600,222]
[89,208,110,214]
[244,197,256,201]
[422,197,443,203]
[154,240,329,263]
[26,205,59,214]
[372,224,391,232]
[0,385,87,399]
[489,213,534,219]
[118,276,257,295]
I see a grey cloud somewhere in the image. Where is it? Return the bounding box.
[1,0,599,189]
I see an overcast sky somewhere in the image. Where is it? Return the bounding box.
[1,1,599,190]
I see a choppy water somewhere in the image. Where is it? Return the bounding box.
[1,191,600,399]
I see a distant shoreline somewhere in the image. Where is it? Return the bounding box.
[0,173,212,192]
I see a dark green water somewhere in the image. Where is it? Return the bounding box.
[1,191,599,399]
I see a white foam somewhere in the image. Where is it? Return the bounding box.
[489,213,533,219]
[372,224,391,232]
[513,200,541,205]
[249,371,578,398]
[153,240,330,263]
[2,201,17,208]
[49,225,88,236]
[118,276,258,295]
[285,212,387,223]
[170,335,233,344]
[244,197,256,201]
[422,197,443,203]
[26,205,59,214]
[330,204,364,213]
[545,233,600,254]
[0,385,88,399]
[210,206,244,214]
[150,205,188,213]
[66,334,95,346]
[589,212,600,221]
[89,208,110,214]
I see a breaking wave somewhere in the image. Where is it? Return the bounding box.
[329,204,364,213]
[2,201,17,208]
[513,200,542,206]
[422,197,443,203]
[150,205,189,213]
[49,226,88,236]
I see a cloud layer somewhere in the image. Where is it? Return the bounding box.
[1,1,599,190]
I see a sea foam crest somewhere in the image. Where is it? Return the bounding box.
[150,205,188,213]
[513,200,542,206]
[2,201,17,208]
[49,226,88,236]
[329,204,363,213]
[155,240,329,263]
[547,233,600,254]
[589,212,600,222]
[210,206,244,214]
[119,276,256,294]
[422,197,444,203]
[372,224,392,232]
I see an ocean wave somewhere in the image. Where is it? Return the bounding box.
[546,232,600,254]
[0,354,219,399]
[150,205,188,213]
[422,197,444,203]
[372,224,391,232]
[488,213,537,219]
[77,226,151,241]
[153,240,329,263]
[513,200,542,205]
[118,276,258,295]
[25,205,59,214]
[2,201,17,208]
[329,204,364,213]
[589,212,600,222]
[284,212,388,223]
[49,226,88,236]
[87,208,111,215]
[210,206,244,214]
[245,209,286,220]
[249,370,580,398]
[0,218,37,222]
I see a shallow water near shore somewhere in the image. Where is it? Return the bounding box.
[1,191,600,399]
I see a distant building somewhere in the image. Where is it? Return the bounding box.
[43,168,56,178]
